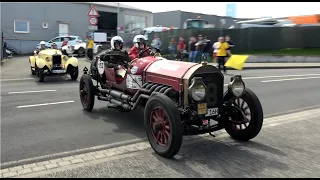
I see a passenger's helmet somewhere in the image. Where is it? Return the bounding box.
[133,35,147,49]
[40,41,46,45]
[110,36,124,50]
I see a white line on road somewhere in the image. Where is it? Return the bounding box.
[242,73,320,80]
[8,90,57,94]
[261,76,320,83]
[0,78,34,82]
[16,100,75,109]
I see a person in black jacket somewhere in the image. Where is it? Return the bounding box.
[225,35,235,57]
[203,36,212,61]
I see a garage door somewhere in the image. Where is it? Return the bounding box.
[59,23,69,36]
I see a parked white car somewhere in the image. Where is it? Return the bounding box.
[36,35,83,49]
[61,42,103,57]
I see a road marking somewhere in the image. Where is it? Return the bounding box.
[0,78,34,82]
[261,76,320,83]
[242,73,320,80]
[16,100,75,109]
[8,90,57,94]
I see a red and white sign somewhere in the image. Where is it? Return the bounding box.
[88,5,99,17]
[89,17,98,26]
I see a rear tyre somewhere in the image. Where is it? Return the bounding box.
[78,47,85,57]
[79,74,95,112]
[223,88,264,141]
[144,93,183,158]
[37,67,45,82]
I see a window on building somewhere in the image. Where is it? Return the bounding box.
[124,15,147,33]
[14,20,30,33]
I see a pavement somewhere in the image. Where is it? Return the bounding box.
[1,56,320,177]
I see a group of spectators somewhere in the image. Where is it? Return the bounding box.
[166,34,235,73]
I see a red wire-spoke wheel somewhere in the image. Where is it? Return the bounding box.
[150,107,171,146]
[223,88,264,141]
[144,93,182,158]
[79,74,95,112]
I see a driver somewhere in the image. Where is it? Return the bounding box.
[34,41,47,54]
[128,35,152,61]
[95,36,129,72]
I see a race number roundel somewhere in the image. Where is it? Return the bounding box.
[89,17,98,26]
[97,59,105,75]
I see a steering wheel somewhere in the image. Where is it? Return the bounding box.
[138,47,151,58]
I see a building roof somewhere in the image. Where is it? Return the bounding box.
[78,2,152,13]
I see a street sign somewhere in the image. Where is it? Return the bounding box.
[89,17,98,26]
[88,5,99,17]
[88,26,98,30]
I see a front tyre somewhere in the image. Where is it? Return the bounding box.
[79,74,95,112]
[37,67,45,82]
[144,93,183,158]
[70,66,79,80]
[31,67,36,75]
[223,88,264,141]
[78,47,85,57]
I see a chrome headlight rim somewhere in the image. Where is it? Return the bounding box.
[228,75,245,98]
[188,77,207,102]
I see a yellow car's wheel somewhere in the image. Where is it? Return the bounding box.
[37,68,45,82]
[31,67,36,75]
[70,67,79,80]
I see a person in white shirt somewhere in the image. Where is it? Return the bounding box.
[212,37,220,63]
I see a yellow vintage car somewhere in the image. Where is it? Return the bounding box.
[29,49,79,82]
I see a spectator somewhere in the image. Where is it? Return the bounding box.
[212,37,220,63]
[195,35,205,62]
[87,37,94,60]
[225,35,235,57]
[202,36,211,61]
[61,38,68,48]
[168,37,176,58]
[188,36,197,62]
[176,37,186,61]
[217,37,229,73]
[151,35,162,53]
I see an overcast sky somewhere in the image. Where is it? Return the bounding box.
[121,2,320,18]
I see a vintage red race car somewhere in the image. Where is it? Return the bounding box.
[79,48,264,158]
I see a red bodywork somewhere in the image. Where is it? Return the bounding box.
[103,56,198,95]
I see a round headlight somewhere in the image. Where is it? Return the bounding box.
[63,56,68,61]
[45,57,51,62]
[191,84,206,101]
[231,81,245,97]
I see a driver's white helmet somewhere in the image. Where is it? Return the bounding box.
[110,36,124,50]
[40,41,46,45]
[133,35,147,49]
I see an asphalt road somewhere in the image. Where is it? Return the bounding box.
[1,56,320,164]
[38,109,320,178]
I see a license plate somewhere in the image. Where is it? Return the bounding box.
[205,108,219,117]
[53,64,61,67]
[52,69,66,74]
[197,103,207,115]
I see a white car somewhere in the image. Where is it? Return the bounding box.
[61,42,103,57]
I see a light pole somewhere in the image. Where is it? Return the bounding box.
[117,2,120,35]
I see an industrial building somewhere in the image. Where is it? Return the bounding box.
[153,10,251,29]
[1,2,153,54]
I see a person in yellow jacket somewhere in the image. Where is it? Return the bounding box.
[87,37,94,60]
[216,37,229,73]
